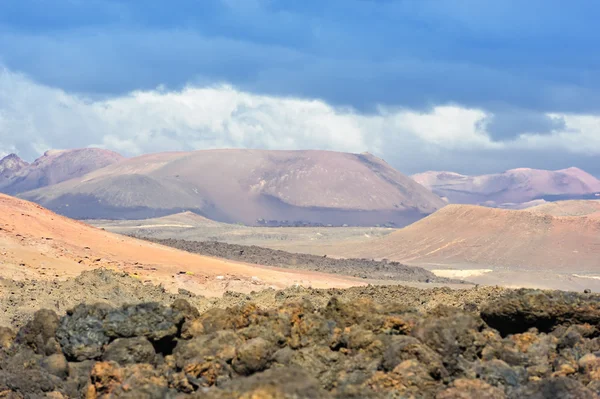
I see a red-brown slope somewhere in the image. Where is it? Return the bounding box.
[21,149,445,226]
[0,148,125,195]
[0,193,364,296]
[340,204,600,271]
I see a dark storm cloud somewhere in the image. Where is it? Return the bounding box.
[1,0,600,175]
[1,0,600,115]
[480,109,567,140]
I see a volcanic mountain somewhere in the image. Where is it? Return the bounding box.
[0,148,125,195]
[0,193,362,296]
[0,153,29,180]
[338,204,600,272]
[19,149,445,226]
[412,167,600,206]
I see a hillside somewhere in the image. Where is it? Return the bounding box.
[341,204,600,272]
[528,199,600,217]
[19,149,445,226]
[412,167,600,206]
[0,193,364,296]
[0,148,125,194]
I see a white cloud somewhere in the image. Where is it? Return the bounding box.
[0,67,599,174]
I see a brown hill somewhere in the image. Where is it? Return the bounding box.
[20,149,445,226]
[0,148,125,195]
[528,200,600,217]
[340,204,600,272]
[412,167,600,205]
[0,193,364,296]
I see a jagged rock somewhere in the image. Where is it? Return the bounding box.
[411,306,487,375]
[6,291,600,397]
[481,290,600,336]
[102,337,156,365]
[366,359,441,397]
[15,309,61,355]
[56,304,110,361]
[41,353,69,379]
[510,376,597,398]
[232,337,274,375]
[57,302,183,361]
[382,335,447,379]
[171,299,200,322]
[437,378,506,398]
[0,347,62,395]
[87,361,174,399]
[202,366,330,399]
[181,303,261,339]
[0,327,15,351]
[65,360,95,397]
[174,330,242,387]
[471,359,527,390]
[102,303,184,341]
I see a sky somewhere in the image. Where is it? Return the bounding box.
[1,0,600,175]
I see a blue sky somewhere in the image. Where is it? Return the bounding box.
[1,0,600,174]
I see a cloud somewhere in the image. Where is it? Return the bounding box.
[1,67,600,175]
[0,67,493,158]
[2,0,600,115]
[480,108,566,140]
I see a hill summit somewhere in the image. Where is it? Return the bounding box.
[19,149,445,226]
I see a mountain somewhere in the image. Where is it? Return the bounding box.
[0,154,29,180]
[412,167,600,206]
[339,204,600,272]
[0,148,125,195]
[19,149,445,226]
[0,193,361,295]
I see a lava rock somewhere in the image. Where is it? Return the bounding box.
[102,337,156,365]
[205,366,330,399]
[0,326,15,351]
[481,290,600,336]
[102,302,184,341]
[174,330,242,387]
[232,337,274,375]
[437,378,506,398]
[170,298,200,322]
[382,335,447,379]
[41,353,69,379]
[56,304,110,361]
[510,376,597,398]
[15,309,61,355]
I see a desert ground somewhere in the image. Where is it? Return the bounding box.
[0,194,384,298]
[89,211,396,254]
[4,193,600,396]
[3,266,600,397]
[89,200,600,292]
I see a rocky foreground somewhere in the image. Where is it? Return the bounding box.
[2,273,600,397]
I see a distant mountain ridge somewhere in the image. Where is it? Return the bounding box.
[0,154,29,180]
[412,167,600,206]
[18,149,446,226]
[0,148,125,195]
